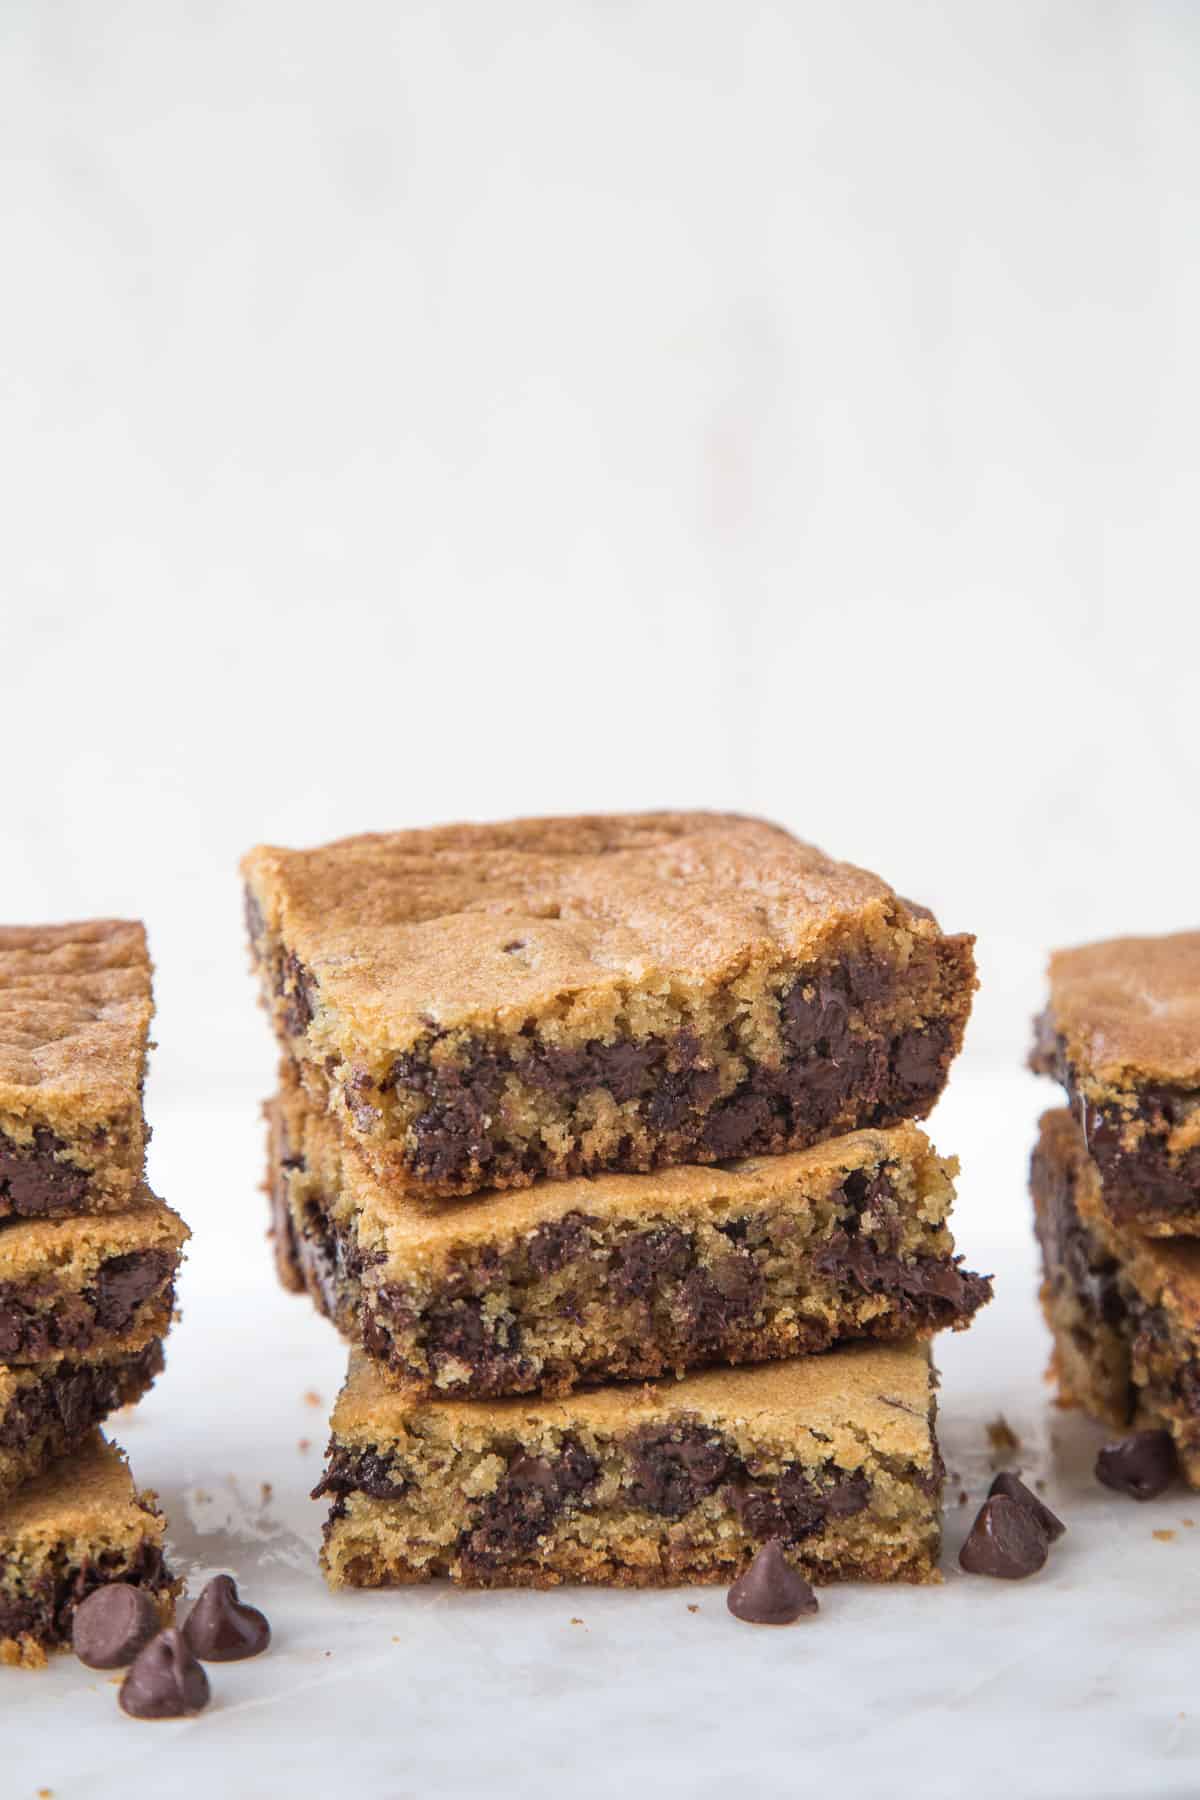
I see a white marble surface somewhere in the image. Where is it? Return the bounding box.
[8,1071,1200,1798]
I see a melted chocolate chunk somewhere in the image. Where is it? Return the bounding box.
[73,1582,160,1669]
[780,973,851,1057]
[0,1342,162,1450]
[678,1254,764,1348]
[1053,1048,1200,1221]
[312,1445,410,1503]
[182,1574,270,1662]
[987,1472,1066,1542]
[1095,1429,1177,1501]
[700,1093,776,1158]
[813,1232,991,1323]
[959,1495,1049,1579]
[119,1629,210,1719]
[382,948,959,1189]
[609,1227,692,1301]
[526,1212,591,1275]
[727,1540,819,1625]
[458,1438,598,1571]
[424,1297,530,1391]
[732,1463,870,1543]
[0,1128,91,1219]
[626,1426,733,1517]
[0,1249,171,1359]
[93,1251,173,1333]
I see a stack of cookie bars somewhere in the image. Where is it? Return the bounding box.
[244,814,991,1590]
[1031,932,1200,1483]
[0,923,187,1665]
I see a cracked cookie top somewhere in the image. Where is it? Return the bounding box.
[0,922,152,1127]
[243,811,968,1050]
[1041,932,1200,1087]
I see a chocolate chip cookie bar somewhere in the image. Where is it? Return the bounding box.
[1033,1108,1200,1485]
[0,1196,187,1363]
[315,1340,944,1589]
[1031,932,1200,1235]
[0,921,154,1219]
[0,1432,178,1667]
[243,813,976,1199]
[0,1338,163,1501]
[274,1083,989,1398]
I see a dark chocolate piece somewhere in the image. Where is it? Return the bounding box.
[385,1010,959,1191]
[73,1582,160,1669]
[987,1472,1066,1543]
[119,1628,210,1719]
[726,1540,819,1624]
[0,1128,90,1219]
[0,1340,163,1452]
[0,1250,174,1361]
[1095,1429,1177,1501]
[958,1495,1048,1579]
[182,1575,270,1662]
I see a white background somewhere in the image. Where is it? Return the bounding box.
[3,4,1200,1794]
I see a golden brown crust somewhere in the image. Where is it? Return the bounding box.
[245,814,975,1198]
[331,1542,940,1590]
[285,1070,953,1259]
[277,1077,986,1396]
[320,1343,942,1590]
[243,811,968,1047]
[333,1338,936,1461]
[0,919,153,1204]
[1043,932,1200,1087]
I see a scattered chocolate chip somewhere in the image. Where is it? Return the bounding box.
[958,1495,1048,1579]
[182,1575,271,1662]
[119,1629,211,1719]
[72,1583,161,1669]
[1095,1429,1177,1501]
[726,1540,819,1624]
[987,1472,1066,1543]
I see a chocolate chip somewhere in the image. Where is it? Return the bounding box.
[892,1025,948,1090]
[987,1472,1066,1542]
[726,1541,819,1624]
[0,1127,91,1218]
[182,1575,270,1662]
[458,1438,598,1571]
[958,1495,1049,1579]
[1095,1429,1177,1501]
[73,1583,161,1669]
[93,1250,172,1332]
[119,1628,211,1719]
[609,1227,691,1302]
[626,1426,734,1518]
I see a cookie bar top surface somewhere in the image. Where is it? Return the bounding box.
[243,812,961,1045]
[0,920,152,1120]
[1039,1108,1200,1329]
[1042,932,1200,1086]
[334,1338,934,1462]
[303,1096,943,1256]
[0,1431,154,1545]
